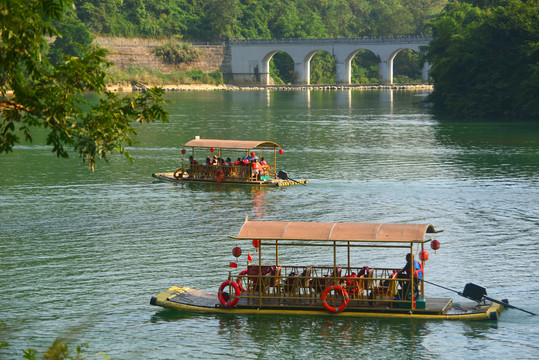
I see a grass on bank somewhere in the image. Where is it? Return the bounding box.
[105,66,224,87]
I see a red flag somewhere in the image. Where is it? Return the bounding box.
[229,262,238,268]
[247,253,253,261]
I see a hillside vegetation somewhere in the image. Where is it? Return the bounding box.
[72,0,446,40]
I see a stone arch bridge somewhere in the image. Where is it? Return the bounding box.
[227,36,432,85]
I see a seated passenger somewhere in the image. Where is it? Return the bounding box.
[225,157,233,166]
[251,159,262,178]
[234,157,242,166]
[203,157,212,166]
[260,157,269,175]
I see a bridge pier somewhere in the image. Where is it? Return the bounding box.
[378,59,393,85]
[422,62,431,83]
[335,60,351,85]
[294,61,310,85]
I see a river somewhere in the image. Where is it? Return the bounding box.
[1,89,538,359]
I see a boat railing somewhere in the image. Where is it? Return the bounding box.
[187,164,276,181]
[235,265,418,309]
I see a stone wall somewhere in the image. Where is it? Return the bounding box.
[94,37,230,74]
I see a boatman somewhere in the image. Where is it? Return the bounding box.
[397,253,423,299]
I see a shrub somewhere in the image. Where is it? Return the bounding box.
[152,43,201,65]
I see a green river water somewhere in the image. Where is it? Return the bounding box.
[1,90,538,359]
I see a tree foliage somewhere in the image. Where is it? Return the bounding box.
[426,0,539,119]
[0,0,169,170]
[70,0,445,40]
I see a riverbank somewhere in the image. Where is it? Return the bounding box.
[105,83,433,92]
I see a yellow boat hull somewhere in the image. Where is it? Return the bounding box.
[151,286,504,321]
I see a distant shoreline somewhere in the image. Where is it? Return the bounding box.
[105,83,433,92]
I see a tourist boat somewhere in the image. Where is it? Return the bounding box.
[150,218,506,320]
[152,137,308,187]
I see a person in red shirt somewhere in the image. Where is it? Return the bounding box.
[251,159,262,179]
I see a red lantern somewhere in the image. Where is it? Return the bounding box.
[419,250,429,261]
[210,147,215,153]
[181,149,186,154]
[278,149,284,155]
[431,240,440,251]
[232,246,242,258]
[252,239,260,248]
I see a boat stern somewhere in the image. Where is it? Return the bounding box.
[486,302,504,320]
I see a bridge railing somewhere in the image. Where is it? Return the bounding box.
[228,36,432,45]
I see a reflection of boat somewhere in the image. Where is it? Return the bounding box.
[152,137,308,187]
[151,218,504,320]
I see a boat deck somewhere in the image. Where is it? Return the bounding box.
[163,286,455,314]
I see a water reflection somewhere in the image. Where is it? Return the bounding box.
[248,186,268,219]
[336,89,352,109]
[213,315,430,359]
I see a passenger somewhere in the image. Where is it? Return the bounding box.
[251,159,262,179]
[397,253,423,299]
[225,157,233,166]
[260,157,268,175]
[203,157,212,166]
[234,157,242,166]
[212,155,219,164]
[250,152,259,161]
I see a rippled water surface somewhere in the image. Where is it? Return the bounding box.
[1,90,538,359]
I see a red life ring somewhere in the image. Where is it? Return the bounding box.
[215,169,225,183]
[218,280,241,307]
[236,269,248,292]
[321,285,349,313]
[173,167,184,179]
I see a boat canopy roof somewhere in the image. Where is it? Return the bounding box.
[184,138,280,150]
[233,219,438,244]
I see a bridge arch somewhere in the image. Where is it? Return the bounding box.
[348,49,379,84]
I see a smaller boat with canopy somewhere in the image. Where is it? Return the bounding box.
[150,218,512,321]
[152,137,308,186]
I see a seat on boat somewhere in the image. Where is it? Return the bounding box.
[360,268,377,302]
[372,271,399,307]
[310,267,342,294]
[247,265,278,293]
[263,266,282,295]
[285,267,312,297]
[344,273,364,300]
